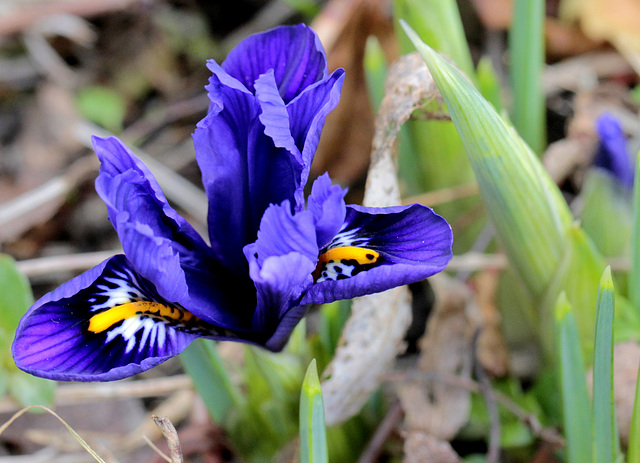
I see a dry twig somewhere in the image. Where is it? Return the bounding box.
[152,416,183,463]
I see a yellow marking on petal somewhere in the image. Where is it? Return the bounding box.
[88,301,195,333]
[319,246,379,265]
[314,246,380,280]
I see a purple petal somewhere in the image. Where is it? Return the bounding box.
[93,136,207,252]
[302,204,453,305]
[194,78,302,275]
[307,173,347,249]
[244,200,318,267]
[254,69,300,163]
[263,304,310,352]
[93,136,254,329]
[12,256,235,381]
[249,253,315,348]
[244,202,318,345]
[222,24,328,103]
[286,69,344,193]
[595,113,634,188]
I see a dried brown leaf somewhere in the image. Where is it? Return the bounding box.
[397,275,474,440]
[403,431,462,463]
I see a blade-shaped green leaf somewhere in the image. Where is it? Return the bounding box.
[554,292,592,463]
[180,339,244,424]
[402,22,572,300]
[300,359,328,463]
[540,225,605,359]
[509,0,546,154]
[394,0,474,80]
[592,267,618,463]
[629,153,640,310]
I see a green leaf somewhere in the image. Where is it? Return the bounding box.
[541,225,606,359]
[76,86,126,134]
[7,371,55,408]
[629,153,640,310]
[509,0,546,154]
[554,292,593,463]
[364,36,387,113]
[300,359,328,463]
[402,22,573,300]
[476,56,504,112]
[592,267,618,463]
[0,254,34,337]
[180,339,243,424]
[394,0,474,80]
[580,170,632,259]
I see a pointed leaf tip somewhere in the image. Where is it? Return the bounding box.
[600,266,614,291]
[554,292,571,322]
[302,358,322,395]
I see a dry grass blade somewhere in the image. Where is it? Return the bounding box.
[143,435,172,463]
[321,53,441,425]
[0,405,106,463]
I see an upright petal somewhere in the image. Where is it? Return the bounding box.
[302,204,453,305]
[93,136,254,329]
[194,81,302,275]
[307,173,347,249]
[12,256,237,381]
[252,68,344,210]
[286,70,345,194]
[222,24,328,103]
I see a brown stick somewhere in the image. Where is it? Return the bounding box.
[152,416,183,463]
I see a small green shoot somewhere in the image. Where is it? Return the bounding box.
[300,359,328,463]
[592,267,618,463]
[554,292,592,463]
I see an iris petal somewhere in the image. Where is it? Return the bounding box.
[195,75,302,275]
[595,113,634,188]
[307,173,347,249]
[12,256,234,381]
[94,136,252,329]
[222,24,328,103]
[302,204,453,305]
[286,70,345,197]
[244,201,317,347]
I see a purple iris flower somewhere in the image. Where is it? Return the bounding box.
[594,113,634,188]
[12,25,453,382]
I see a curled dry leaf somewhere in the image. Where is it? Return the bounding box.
[403,431,462,463]
[321,53,441,426]
[397,274,475,440]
